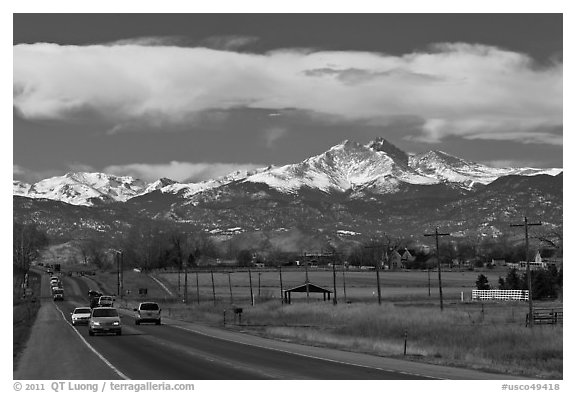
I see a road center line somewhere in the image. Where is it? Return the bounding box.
[53,302,130,380]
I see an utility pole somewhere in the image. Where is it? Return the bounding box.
[511,217,542,328]
[184,258,188,304]
[332,261,338,305]
[427,266,431,297]
[195,271,200,304]
[211,270,216,305]
[228,272,233,304]
[365,243,384,305]
[305,263,310,302]
[116,252,120,298]
[111,249,124,299]
[342,269,347,303]
[258,272,262,299]
[279,266,284,305]
[249,269,254,306]
[424,227,450,311]
[120,251,124,299]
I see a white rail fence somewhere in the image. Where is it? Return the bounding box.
[472,289,529,301]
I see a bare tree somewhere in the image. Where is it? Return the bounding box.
[13,221,48,272]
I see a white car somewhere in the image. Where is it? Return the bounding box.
[97,295,114,307]
[134,302,161,325]
[88,307,122,336]
[71,307,92,326]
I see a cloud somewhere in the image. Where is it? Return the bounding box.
[106,36,187,47]
[199,35,260,51]
[103,161,264,182]
[13,164,62,183]
[13,42,562,145]
[263,126,288,148]
[480,159,554,169]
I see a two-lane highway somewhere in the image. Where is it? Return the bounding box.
[52,275,429,380]
[16,271,516,380]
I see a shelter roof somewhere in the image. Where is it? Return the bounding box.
[283,282,333,294]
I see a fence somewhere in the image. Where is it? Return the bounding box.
[472,289,529,301]
[527,308,563,326]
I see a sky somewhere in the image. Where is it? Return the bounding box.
[12,13,563,184]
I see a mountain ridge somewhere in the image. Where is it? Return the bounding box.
[13,138,562,207]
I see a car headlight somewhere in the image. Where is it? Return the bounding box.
[113,321,120,326]
[92,321,100,326]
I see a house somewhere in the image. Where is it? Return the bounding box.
[388,250,402,269]
[401,249,415,267]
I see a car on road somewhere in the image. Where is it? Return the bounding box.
[88,307,122,336]
[52,287,64,301]
[97,295,114,307]
[71,307,92,326]
[134,302,161,325]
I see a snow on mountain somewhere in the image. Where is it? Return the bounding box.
[409,150,562,188]
[12,138,563,206]
[13,180,31,196]
[244,139,436,193]
[14,172,149,206]
[159,167,270,199]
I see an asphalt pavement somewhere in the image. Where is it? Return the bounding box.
[14,271,524,380]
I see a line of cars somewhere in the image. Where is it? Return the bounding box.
[50,276,64,301]
[71,292,162,336]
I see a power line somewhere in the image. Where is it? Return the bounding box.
[365,243,385,305]
[424,227,450,311]
[510,216,542,328]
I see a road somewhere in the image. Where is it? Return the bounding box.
[14,271,520,380]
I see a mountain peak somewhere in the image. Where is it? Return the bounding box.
[366,138,409,166]
[418,150,470,168]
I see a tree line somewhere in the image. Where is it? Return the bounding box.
[475,267,563,300]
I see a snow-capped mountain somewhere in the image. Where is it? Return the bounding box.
[241,140,437,194]
[13,138,562,206]
[409,150,561,189]
[234,137,561,194]
[13,172,150,206]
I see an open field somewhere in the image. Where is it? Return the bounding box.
[154,267,512,304]
[83,267,562,379]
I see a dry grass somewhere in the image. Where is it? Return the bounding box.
[13,270,41,370]
[238,301,562,379]
[94,268,563,379]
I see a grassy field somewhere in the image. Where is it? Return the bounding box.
[154,267,511,304]
[87,267,562,379]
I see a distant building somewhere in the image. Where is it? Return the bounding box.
[388,250,402,269]
[302,252,336,266]
[401,249,415,267]
[506,251,550,270]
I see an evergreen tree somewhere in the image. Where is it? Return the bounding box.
[475,274,491,290]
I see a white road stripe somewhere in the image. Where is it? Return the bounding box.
[53,302,130,380]
[170,324,440,379]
